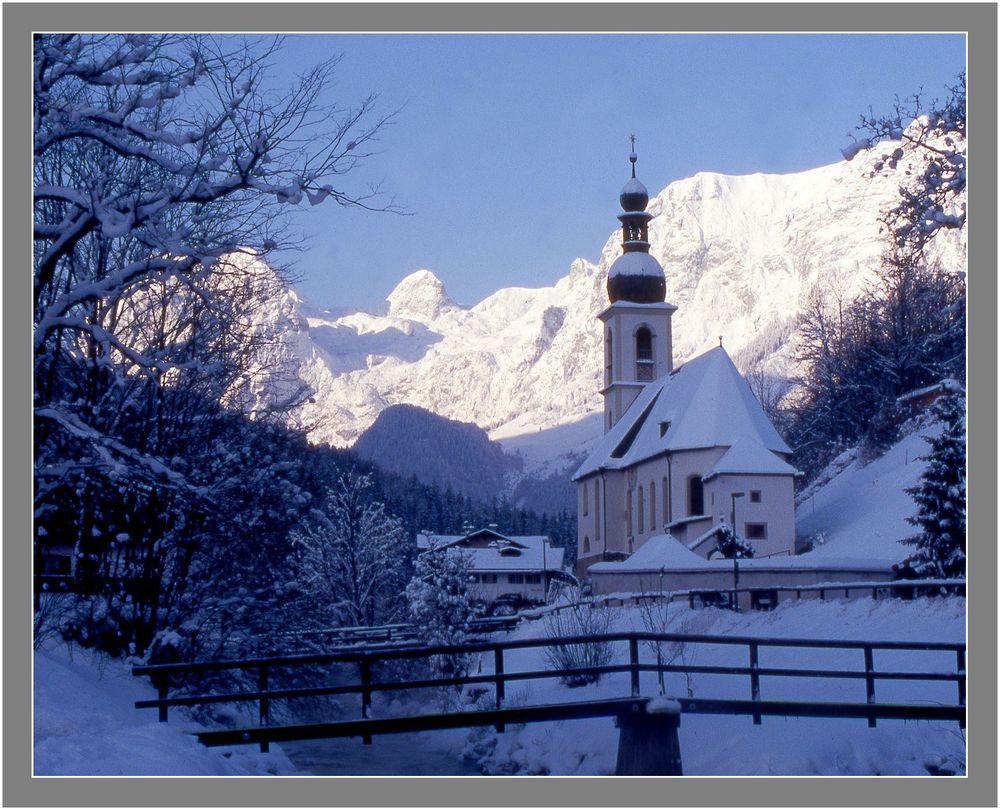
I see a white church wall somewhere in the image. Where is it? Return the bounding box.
[599,302,674,429]
[703,473,797,558]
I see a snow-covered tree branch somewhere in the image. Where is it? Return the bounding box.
[290,471,409,628]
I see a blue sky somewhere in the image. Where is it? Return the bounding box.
[265,34,965,311]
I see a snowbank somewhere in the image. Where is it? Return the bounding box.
[34,642,298,776]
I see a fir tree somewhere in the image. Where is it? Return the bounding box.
[716,523,755,559]
[904,392,966,579]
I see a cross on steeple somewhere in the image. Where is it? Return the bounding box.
[629,133,636,151]
[628,134,637,177]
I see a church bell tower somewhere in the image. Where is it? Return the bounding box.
[600,138,676,433]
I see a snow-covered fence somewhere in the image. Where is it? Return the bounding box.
[531,578,966,617]
[133,630,966,768]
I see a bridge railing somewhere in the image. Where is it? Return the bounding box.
[133,630,966,751]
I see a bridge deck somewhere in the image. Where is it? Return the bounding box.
[194,695,966,748]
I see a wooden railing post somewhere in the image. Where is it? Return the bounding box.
[360,657,373,744]
[494,647,506,733]
[956,648,966,728]
[629,637,640,696]
[749,643,761,725]
[863,646,876,728]
[258,666,270,753]
[155,675,169,723]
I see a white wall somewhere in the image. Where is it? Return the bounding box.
[577,448,798,574]
[599,303,674,430]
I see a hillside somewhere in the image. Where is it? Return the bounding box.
[352,404,521,503]
[795,420,940,563]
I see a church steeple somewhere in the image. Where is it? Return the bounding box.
[607,137,667,304]
[599,138,676,434]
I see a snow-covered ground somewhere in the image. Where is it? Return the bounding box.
[33,642,298,776]
[795,424,938,561]
[35,592,964,776]
[442,596,966,776]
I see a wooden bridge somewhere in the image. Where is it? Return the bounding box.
[133,630,966,775]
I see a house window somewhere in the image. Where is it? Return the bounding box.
[637,486,645,533]
[507,573,525,584]
[649,482,656,530]
[635,326,654,381]
[688,475,704,516]
[750,490,762,503]
[745,523,767,540]
[525,574,542,585]
[481,573,498,584]
[659,421,671,438]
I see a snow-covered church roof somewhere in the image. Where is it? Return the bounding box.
[703,436,799,480]
[572,346,793,480]
[608,251,664,279]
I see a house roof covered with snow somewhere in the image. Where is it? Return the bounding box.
[573,346,792,480]
[416,529,564,573]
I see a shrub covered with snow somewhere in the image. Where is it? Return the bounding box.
[542,600,618,687]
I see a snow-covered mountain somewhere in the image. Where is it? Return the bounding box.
[260,133,965,479]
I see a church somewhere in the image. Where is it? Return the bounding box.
[572,146,799,578]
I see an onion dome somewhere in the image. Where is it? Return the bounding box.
[619,152,649,212]
[607,137,666,304]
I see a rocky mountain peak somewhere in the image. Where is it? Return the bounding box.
[386,269,458,322]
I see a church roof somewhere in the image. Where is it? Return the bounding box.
[703,436,799,480]
[608,251,665,278]
[572,346,792,480]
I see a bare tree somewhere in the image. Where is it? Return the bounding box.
[291,471,409,628]
[844,74,965,257]
[32,34,398,654]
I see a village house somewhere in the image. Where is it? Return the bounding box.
[416,526,565,607]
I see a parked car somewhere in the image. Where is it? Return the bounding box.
[489,593,534,616]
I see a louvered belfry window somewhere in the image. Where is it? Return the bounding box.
[636,326,654,380]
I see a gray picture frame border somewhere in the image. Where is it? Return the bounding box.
[4,3,995,807]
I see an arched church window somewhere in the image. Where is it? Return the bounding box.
[605,330,613,385]
[649,481,656,529]
[594,480,601,540]
[636,326,654,381]
[688,475,704,516]
[583,536,591,554]
[637,486,644,534]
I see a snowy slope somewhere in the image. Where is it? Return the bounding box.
[254,126,964,474]
[34,643,297,776]
[795,423,939,562]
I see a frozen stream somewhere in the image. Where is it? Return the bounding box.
[282,732,482,776]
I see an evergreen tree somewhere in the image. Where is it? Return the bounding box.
[715,523,755,559]
[904,392,966,579]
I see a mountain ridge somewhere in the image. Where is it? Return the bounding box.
[251,130,965,482]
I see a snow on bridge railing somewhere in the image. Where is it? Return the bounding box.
[133,629,966,753]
